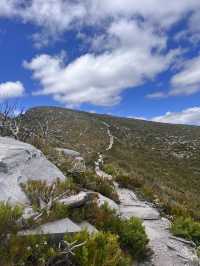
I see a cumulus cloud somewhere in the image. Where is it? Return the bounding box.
[0,81,25,101]
[24,18,178,107]
[88,0,200,29]
[169,56,200,96]
[1,0,200,45]
[152,107,200,125]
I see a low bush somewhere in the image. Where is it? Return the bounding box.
[70,202,149,260]
[46,202,70,222]
[102,164,118,177]
[0,235,56,266]
[0,231,131,266]
[65,230,132,266]
[116,173,143,190]
[120,217,149,258]
[171,217,200,245]
[0,202,22,241]
[69,171,119,202]
[21,179,77,211]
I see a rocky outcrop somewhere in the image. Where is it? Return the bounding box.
[0,137,65,205]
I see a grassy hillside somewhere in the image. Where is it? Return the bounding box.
[22,106,200,219]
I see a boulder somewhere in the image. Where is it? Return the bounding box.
[0,137,65,205]
[97,193,119,212]
[55,148,80,157]
[58,191,94,208]
[19,218,81,235]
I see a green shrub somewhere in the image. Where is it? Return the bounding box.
[65,230,132,266]
[84,202,121,233]
[46,202,69,222]
[0,202,22,241]
[21,179,76,210]
[70,202,149,260]
[120,217,149,258]
[0,235,56,266]
[116,173,143,189]
[171,217,200,245]
[69,171,119,202]
[103,164,118,177]
[0,231,131,266]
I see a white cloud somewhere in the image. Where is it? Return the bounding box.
[0,0,18,17]
[170,56,200,96]
[24,19,177,107]
[88,0,200,29]
[152,107,200,125]
[0,81,25,101]
[146,91,167,99]
[1,0,200,45]
[22,0,85,30]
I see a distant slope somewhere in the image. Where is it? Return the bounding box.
[22,106,200,219]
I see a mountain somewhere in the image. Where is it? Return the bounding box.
[21,106,200,219]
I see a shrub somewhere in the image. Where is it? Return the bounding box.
[0,202,22,241]
[0,235,56,266]
[120,217,149,258]
[116,173,143,189]
[46,202,69,222]
[102,164,118,177]
[0,231,131,266]
[70,202,149,260]
[171,217,200,245]
[69,171,119,202]
[21,179,76,211]
[84,202,122,233]
[65,230,132,266]
[21,179,78,224]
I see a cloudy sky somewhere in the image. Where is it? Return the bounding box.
[1,0,200,125]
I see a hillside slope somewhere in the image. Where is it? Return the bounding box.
[22,106,200,219]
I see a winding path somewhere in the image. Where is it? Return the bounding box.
[94,122,114,179]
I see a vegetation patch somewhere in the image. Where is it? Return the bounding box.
[0,202,23,242]
[20,179,78,225]
[65,230,132,266]
[68,171,119,203]
[171,217,200,246]
[69,201,149,260]
[21,179,77,211]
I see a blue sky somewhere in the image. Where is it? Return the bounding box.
[1,1,200,125]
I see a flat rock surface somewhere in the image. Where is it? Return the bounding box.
[116,185,199,266]
[19,218,81,235]
[117,187,160,220]
[0,137,65,205]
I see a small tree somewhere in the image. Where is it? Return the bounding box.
[0,101,25,140]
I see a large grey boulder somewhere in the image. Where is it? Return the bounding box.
[0,137,65,205]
